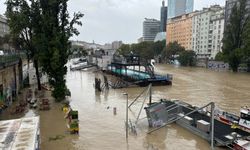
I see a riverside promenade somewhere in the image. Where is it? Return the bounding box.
[0,64,76,150]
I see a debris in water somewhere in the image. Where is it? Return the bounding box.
[48,135,65,141]
[113,107,117,115]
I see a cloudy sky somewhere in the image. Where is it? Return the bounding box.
[0,0,225,44]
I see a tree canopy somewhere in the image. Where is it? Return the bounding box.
[178,51,196,66]
[162,41,185,61]
[243,16,250,71]
[38,0,83,101]
[6,0,42,90]
[222,0,249,72]
[117,40,165,61]
[6,0,83,101]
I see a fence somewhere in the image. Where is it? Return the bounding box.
[0,53,26,69]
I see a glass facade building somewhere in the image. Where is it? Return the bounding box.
[168,0,194,19]
[160,1,168,32]
[143,18,160,42]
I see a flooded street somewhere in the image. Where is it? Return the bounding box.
[65,64,250,150]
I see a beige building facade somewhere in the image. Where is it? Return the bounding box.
[0,15,9,37]
[166,12,196,50]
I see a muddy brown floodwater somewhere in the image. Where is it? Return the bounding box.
[61,64,250,150]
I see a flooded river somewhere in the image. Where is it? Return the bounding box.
[64,64,250,150]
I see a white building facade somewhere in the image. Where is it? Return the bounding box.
[192,5,224,59]
[210,9,225,59]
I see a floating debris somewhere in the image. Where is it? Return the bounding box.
[49,135,65,141]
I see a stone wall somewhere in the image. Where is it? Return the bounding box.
[0,60,22,107]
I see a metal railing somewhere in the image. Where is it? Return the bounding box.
[0,53,26,68]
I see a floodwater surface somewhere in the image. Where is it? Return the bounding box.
[64,64,250,150]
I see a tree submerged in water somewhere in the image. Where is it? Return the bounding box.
[6,0,83,102]
[38,0,83,101]
[222,0,249,72]
[178,51,196,66]
[6,0,43,90]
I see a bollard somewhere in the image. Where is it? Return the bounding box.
[113,107,117,115]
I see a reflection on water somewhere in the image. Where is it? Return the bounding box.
[66,64,250,150]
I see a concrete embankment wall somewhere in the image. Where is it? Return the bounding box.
[196,58,229,71]
[0,59,23,106]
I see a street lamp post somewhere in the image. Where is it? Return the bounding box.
[123,93,128,140]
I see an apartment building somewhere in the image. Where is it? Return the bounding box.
[166,12,196,50]
[192,5,224,59]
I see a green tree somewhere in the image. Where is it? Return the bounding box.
[151,40,166,56]
[222,0,249,72]
[162,41,185,62]
[6,0,42,90]
[117,41,165,62]
[117,44,131,56]
[243,20,250,72]
[132,41,154,60]
[38,0,83,101]
[178,51,196,66]
[215,52,224,61]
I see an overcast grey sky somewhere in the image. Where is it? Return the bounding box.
[0,0,225,44]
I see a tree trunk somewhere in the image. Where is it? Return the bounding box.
[34,59,41,90]
[232,67,238,72]
[231,63,239,72]
[247,63,250,72]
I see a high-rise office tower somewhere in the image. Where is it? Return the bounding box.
[160,0,168,32]
[143,18,160,42]
[168,0,194,19]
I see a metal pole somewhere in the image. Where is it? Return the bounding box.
[128,87,148,108]
[149,84,152,105]
[210,102,215,149]
[123,93,128,140]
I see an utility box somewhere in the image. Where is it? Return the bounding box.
[197,120,210,133]
[178,113,193,125]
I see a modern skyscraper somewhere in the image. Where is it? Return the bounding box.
[168,0,194,19]
[160,0,168,32]
[143,18,160,42]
